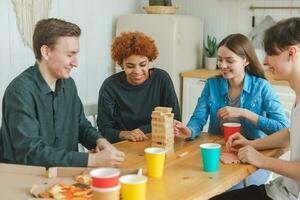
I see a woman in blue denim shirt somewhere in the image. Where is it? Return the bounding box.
[174,33,289,189]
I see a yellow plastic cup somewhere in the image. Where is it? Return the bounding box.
[119,174,147,200]
[145,147,167,178]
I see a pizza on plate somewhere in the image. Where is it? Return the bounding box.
[38,183,92,200]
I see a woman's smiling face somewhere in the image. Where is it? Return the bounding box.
[122,54,150,85]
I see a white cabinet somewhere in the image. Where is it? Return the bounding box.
[182,77,209,131]
[182,77,295,131]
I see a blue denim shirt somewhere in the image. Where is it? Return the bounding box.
[187,73,289,140]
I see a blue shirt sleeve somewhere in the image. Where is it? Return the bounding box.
[257,82,289,134]
[187,80,210,139]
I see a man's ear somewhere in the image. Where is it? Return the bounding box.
[40,45,50,61]
[287,45,298,62]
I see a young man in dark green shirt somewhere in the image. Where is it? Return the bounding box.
[0,18,125,168]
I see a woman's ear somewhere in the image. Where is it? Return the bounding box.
[120,62,124,70]
[243,59,249,67]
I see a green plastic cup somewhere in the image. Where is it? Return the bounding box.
[200,143,221,172]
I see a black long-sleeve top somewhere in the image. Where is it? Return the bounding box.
[97,68,181,143]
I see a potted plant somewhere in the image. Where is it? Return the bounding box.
[149,0,172,6]
[204,35,218,70]
[145,0,176,14]
[149,0,164,6]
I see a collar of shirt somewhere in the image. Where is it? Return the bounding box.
[33,62,65,94]
[219,72,253,96]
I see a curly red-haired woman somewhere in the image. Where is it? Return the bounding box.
[97,32,181,143]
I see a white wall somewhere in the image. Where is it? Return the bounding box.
[1,0,300,119]
[172,0,300,43]
[0,0,143,118]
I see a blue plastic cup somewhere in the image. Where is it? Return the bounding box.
[200,143,221,172]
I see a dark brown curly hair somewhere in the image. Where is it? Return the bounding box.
[111,32,159,66]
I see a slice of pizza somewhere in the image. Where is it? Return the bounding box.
[39,183,92,200]
[74,173,92,186]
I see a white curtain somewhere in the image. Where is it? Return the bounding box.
[11,0,52,48]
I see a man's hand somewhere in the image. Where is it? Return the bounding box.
[95,138,117,152]
[119,129,148,142]
[88,138,125,167]
[238,145,268,168]
[88,148,125,168]
[173,119,192,138]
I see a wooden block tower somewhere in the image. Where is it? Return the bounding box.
[151,106,174,153]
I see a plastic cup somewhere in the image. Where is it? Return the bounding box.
[90,168,120,188]
[144,147,167,178]
[223,122,241,141]
[119,175,147,200]
[200,143,221,172]
[92,185,120,200]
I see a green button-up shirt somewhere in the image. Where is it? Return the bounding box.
[0,64,102,167]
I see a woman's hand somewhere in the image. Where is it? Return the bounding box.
[119,129,148,142]
[217,106,245,119]
[226,132,251,151]
[173,119,192,138]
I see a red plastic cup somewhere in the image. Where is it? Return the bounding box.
[90,168,120,188]
[223,123,241,141]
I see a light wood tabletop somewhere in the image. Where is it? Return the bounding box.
[115,133,288,200]
[180,69,289,86]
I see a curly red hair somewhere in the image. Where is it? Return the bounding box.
[111,32,159,66]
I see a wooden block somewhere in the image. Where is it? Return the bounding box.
[151,111,163,117]
[152,133,174,138]
[152,125,173,130]
[154,120,172,125]
[152,117,173,123]
[151,122,172,128]
[151,120,172,125]
[152,133,174,139]
[154,106,173,113]
[166,113,174,118]
[152,134,174,140]
[152,135,174,143]
[152,129,174,135]
[47,167,58,178]
[151,141,174,147]
[177,151,189,158]
[152,127,174,134]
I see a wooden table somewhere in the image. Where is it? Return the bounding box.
[115,133,287,200]
[0,133,287,200]
[180,69,289,86]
